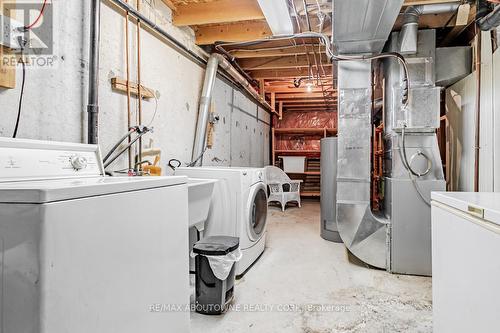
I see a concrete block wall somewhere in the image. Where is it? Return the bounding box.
[0,0,270,171]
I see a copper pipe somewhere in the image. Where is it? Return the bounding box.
[136,0,143,170]
[474,29,481,192]
[125,2,132,170]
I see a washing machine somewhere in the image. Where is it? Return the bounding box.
[0,138,190,333]
[176,167,268,276]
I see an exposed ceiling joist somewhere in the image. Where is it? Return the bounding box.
[248,67,333,79]
[403,0,460,5]
[281,99,335,104]
[173,0,265,26]
[160,0,177,12]
[229,45,326,59]
[276,92,336,99]
[195,20,272,45]
[265,86,334,93]
[239,54,331,70]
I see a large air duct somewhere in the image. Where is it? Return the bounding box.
[191,54,272,166]
[333,0,404,269]
[333,0,404,54]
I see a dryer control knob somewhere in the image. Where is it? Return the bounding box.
[70,155,88,170]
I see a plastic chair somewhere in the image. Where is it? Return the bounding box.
[264,166,302,211]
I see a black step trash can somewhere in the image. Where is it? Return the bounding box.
[193,236,241,315]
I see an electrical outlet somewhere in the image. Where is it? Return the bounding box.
[0,13,24,49]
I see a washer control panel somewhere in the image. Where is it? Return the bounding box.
[0,138,103,181]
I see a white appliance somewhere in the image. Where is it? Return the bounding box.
[431,192,500,333]
[176,167,268,276]
[0,138,190,333]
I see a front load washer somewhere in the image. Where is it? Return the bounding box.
[176,167,268,276]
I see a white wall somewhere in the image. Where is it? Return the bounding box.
[445,31,500,192]
[0,0,270,171]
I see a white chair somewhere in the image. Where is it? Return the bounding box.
[264,166,302,211]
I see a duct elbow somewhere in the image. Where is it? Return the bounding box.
[398,3,460,54]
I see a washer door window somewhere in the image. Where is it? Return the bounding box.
[248,183,268,241]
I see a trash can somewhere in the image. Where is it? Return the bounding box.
[192,236,241,315]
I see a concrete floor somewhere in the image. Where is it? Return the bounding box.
[191,201,432,333]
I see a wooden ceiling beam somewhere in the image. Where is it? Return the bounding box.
[230,45,326,59]
[173,0,264,26]
[195,20,272,45]
[265,87,334,93]
[284,102,336,106]
[160,0,177,12]
[248,67,333,79]
[276,92,336,99]
[239,54,331,70]
[282,99,336,104]
[403,0,459,5]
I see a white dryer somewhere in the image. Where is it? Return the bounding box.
[176,167,268,276]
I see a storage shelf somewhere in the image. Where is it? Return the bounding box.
[275,150,320,154]
[286,171,321,175]
[301,191,321,197]
[274,128,337,135]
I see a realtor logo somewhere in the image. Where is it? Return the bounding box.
[1,0,54,68]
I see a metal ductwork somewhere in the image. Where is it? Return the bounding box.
[477,1,500,31]
[337,61,389,269]
[333,0,403,269]
[333,0,404,54]
[191,54,272,166]
[399,2,460,54]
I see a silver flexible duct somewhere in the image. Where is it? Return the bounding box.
[191,54,272,166]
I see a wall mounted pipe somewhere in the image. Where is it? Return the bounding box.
[399,2,460,54]
[191,53,272,166]
[87,0,101,144]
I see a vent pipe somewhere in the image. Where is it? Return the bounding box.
[191,54,272,166]
[399,2,460,54]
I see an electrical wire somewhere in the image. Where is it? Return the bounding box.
[400,125,432,207]
[146,91,159,127]
[187,146,208,167]
[214,32,410,108]
[12,55,26,138]
[23,0,48,30]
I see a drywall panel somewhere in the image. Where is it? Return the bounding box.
[445,73,476,191]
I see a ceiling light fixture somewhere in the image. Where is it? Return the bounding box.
[257,0,294,36]
[305,81,314,93]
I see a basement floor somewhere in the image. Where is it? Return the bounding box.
[191,201,433,333]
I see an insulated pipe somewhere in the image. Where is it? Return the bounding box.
[191,54,273,166]
[87,0,101,144]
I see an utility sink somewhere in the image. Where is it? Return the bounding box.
[187,178,217,229]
